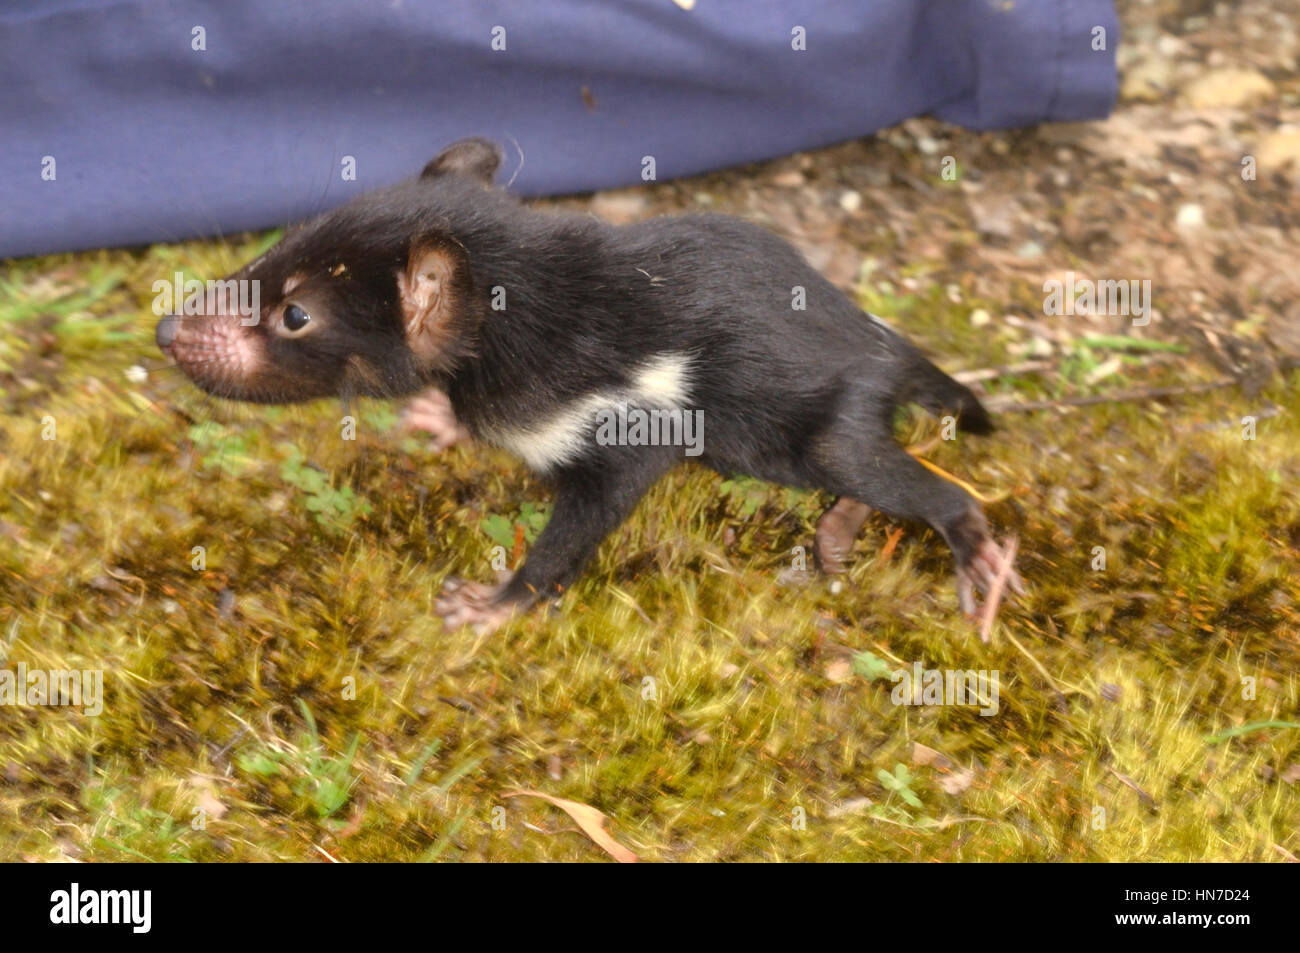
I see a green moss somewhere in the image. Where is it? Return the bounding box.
[0,230,1296,863]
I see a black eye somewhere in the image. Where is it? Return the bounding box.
[283,304,311,332]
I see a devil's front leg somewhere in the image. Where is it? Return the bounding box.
[436,453,672,634]
[403,386,470,451]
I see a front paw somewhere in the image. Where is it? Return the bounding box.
[403,387,469,451]
[435,576,519,635]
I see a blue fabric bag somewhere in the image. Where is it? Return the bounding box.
[0,0,1118,258]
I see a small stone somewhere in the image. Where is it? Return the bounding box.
[771,169,804,188]
[1156,35,1183,57]
[969,308,991,328]
[125,365,148,383]
[839,189,862,213]
[824,658,853,683]
[916,136,940,155]
[591,190,647,224]
[1015,240,1044,260]
[1255,128,1300,178]
[1121,58,1174,102]
[938,767,977,796]
[1179,68,1275,109]
[1176,203,1205,229]
[968,194,1016,239]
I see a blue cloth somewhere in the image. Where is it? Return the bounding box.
[0,0,1118,259]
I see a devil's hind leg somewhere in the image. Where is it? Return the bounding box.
[809,414,1021,614]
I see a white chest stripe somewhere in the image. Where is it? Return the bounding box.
[487,354,691,471]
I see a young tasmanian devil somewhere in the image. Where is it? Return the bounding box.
[156,137,1022,633]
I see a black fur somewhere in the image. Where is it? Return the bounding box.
[158,138,1008,623]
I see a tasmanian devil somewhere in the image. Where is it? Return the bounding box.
[156,137,1022,633]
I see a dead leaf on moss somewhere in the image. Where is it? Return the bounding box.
[911,743,953,770]
[504,789,637,863]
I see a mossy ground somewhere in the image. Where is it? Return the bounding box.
[1,215,1296,862]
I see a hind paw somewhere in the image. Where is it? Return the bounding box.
[955,536,1024,619]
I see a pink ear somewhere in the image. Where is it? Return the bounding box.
[398,242,467,369]
[398,267,442,335]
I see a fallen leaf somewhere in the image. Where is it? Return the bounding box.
[911,742,953,770]
[826,797,874,818]
[504,790,637,863]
